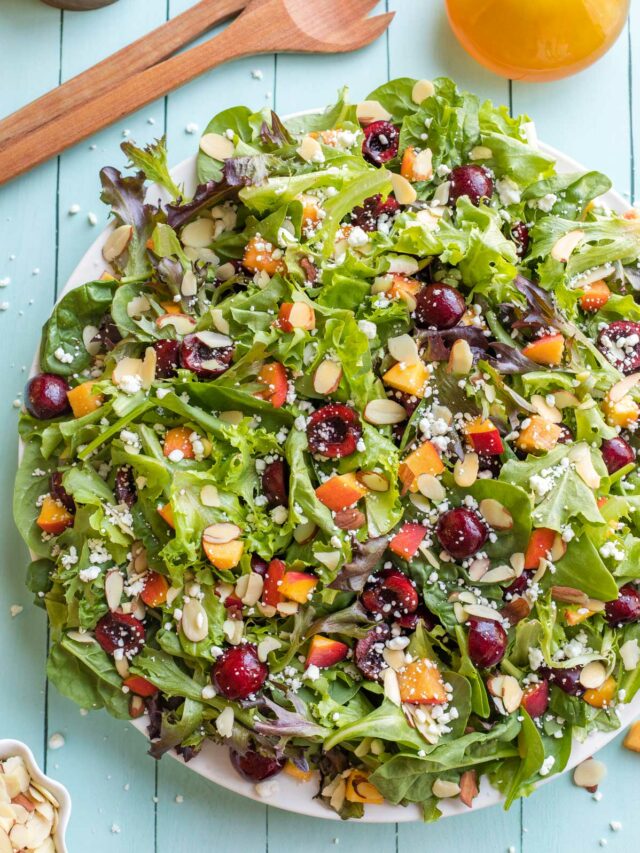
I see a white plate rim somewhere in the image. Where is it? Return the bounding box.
[24,117,638,822]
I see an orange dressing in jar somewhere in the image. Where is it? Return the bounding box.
[445,0,629,81]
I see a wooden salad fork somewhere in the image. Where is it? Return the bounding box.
[0,0,393,185]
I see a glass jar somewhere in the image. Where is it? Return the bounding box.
[446,0,630,82]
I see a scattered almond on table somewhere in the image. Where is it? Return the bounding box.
[0,755,60,852]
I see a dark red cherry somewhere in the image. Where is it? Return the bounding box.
[391,390,420,417]
[478,452,502,478]
[212,644,268,700]
[449,164,494,206]
[354,624,390,680]
[25,373,71,420]
[361,121,400,167]
[250,554,269,577]
[604,584,640,626]
[601,436,635,474]
[597,321,640,374]
[397,605,437,631]
[179,333,234,379]
[539,665,585,696]
[436,508,487,560]
[306,403,362,458]
[95,612,145,656]
[361,568,419,618]
[114,465,137,507]
[351,193,400,232]
[556,425,574,445]
[230,748,285,782]
[261,459,289,508]
[504,569,534,598]
[153,339,181,378]
[511,221,530,257]
[414,284,466,329]
[521,680,549,718]
[49,472,75,514]
[467,617,507,668]
[92,313,122,351]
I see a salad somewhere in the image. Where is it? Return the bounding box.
[14,76,640,821]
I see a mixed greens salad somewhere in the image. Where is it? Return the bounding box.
[14,76,640,820]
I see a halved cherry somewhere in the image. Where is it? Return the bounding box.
[95,612,145,656]
[306,403,362,458]
[153,339,180,378]
[49,472,75,514]
[179,332,234,379]
[361,121,400,166]
[521,680,549,718]
[212,644,268,700]
[351,193,400,232]
[354,624,390,679]
[597,321,640,374]
[361,568,419,618]
[114,465,137,507]
[230,748,285,782]
[261,459,289,507]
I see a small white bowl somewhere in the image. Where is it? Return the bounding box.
[0,739,70,852]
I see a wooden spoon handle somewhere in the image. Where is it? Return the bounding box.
[0,23,260,186]
[0,0,246,148]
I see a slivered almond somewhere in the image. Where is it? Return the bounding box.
[608,372,640,403]
[551,229,585,262]
[313,359,343,395]
[388,334,420,364]
[181,269,198,296]
[257,637,281,662]
[202,522,241,545]
[126,295,151,318]
[195,330,232,349]
[182,599,209,642]
[432,779,460,799]
[115,655,130,678]
[454,451,479,487]
[364,398,407,425]
[210,307,230,335]
[105,570,124,611]
[200,485,220,507]
[468,557,490,581]
[390,172,417,206]
[479,498,513,530]
[579,660,608,689]
[464,604,502,621]
[531,394,562,423]
[356,100,392,125]
[293,520,317,544]
[102,224,133,263]
[481,565,516,584]
[382,667,401,705]
[357,471,389,492]
[551,585,588,605]
[411,79,435,104]
[502,675,523,713]
[569,444,601,489]
[200,132,235,160]
[297,135,324,163]
[448,338,473,375]
[236,572,264,607]
[216,706,234,738]
[156,313,197,335]
[417,473,445,501]
[574,758,607,789]
[182,218,216,248]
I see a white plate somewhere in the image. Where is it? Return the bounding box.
[30,124,638,822]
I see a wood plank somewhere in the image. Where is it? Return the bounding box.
[0,0,60,761]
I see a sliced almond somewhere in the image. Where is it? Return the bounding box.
[388,334,420,365]
[357,471,389,492]
[182,218,215,248]
[510,552,525,575]
[390,172,417,206]
[126,295,151,318]
[115,654,130,678]
[315,550,341,572]
[585,598,605,613]
[371,274,393,295]
[531,394,562,423]
[215,706,234,738]
[356,100,392,125]
[216,261,237,281]
[293,520,317,544]
[551,229,585,262]
[410,493,432,513]
[276,601,299,617]
[411,79,435,104]
[481,565,516,584]
[200,485,220,507]
[257,637,281,662]
[219,410,244,425]
[469,145,493,160]
[447,338,473,376]
[222,618,244,645]
[387,255,419,275]
[432,181,450,206]
[200,132,235,160]
[453,451,479,488]
[579,660,608,689]
[620,638,640,671]
[256,602,277,618]
[569,444,601,489]
[501,675,523,713]
[195,330,232,349]
[554,390,580,409]
[487,675,505,697]
[156,313,197,335]
[313,359,343,395]
[210,307,230,335]
[102,224,133,263]
[181,269,198,297]
[453,602,468,623]
[364,398,407,425]
[417,473,445,501]
[464,604,502,621]
[202,522,241,545]
[573,758,607,789]
[181,599,209,643]
[608,372,640,403]
[432,779,461,799]
[0,829,11,853]
[104,570,124,611]
[66,629,96,644]
[479,498,513,530]
[550,534,567,562]
[82,324,100,355]
[551,585,588,605]
[296,135,324,164]
[236,572,264,607]
[382,647,406,671]
[140,346,156,389]
[112,356,143,388]
[382,667,401,705]
[468,556,490,581]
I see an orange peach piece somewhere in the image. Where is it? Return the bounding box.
[315,473,367,512]
[579,280,610,312]
[36,495,74,535]
[623,720,640,752]
[242,235,285,276]
[400,146,433,182]
[397,658,447,705]
[284,760,314,782]
[279,571,318,604]
[202,538,244,570]
[564,607,595,626]
[383,361,430,397]
[399,440,445,492]
[277,301,316,332]
[256,362,288,408]
[516,416,562,453]
[163,426,195,459]
[602,395,640,428]
[524,528,557,569]
[345,771,384,805]
[522,333,565,366]
[67,381,103,418]
[140,571,169,607]
[583,676,617,708]
[157,502,175,529]
[306,634,349,668]
[388,274,420,309]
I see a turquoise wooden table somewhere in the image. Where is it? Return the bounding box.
[0,1,639,850]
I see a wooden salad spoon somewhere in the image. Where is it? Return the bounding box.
[0,0,247,149]
[0,0,393,185]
